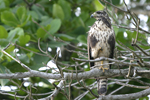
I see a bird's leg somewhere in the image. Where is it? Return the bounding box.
[98,47,108,72]
[99,61,109,72]
[99,47,102,51]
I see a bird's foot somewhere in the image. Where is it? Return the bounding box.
[99,47,102,51]
[99,66,109,72]
[99,61,108,72]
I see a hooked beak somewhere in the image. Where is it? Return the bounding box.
[90,12,97,18]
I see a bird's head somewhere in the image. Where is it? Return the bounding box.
[90,10,110,21]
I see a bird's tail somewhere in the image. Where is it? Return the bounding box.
[96,78,107,96]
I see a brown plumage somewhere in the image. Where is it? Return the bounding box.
[87,10,115,96]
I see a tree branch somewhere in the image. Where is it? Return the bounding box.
[98,88,150,100]
[0,68,150,80]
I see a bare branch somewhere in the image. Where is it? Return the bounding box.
[109,80,129,95]
[50,80,64,100]
[98,88,150,100]
[116,81,149,89]
[72,57,138,66]
[0,90,26,98]
[0,68,150,80]
[1,49,31,71]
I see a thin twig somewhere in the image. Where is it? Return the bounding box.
[118,40,143,63]
[134,19,140,44]
[116,81,149,89]
[3,43,11,50]
[75,62,99,98]
[132,43,149,56]
[38,38,53,58]
[72,57,138,66]
[1,49,31,71]
[14,43,48,57]
[129,77,150,86]
[109,80,130,95]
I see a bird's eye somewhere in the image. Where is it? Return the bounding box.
[96,11,101,14]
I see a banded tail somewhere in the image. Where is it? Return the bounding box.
[96,78,107,95]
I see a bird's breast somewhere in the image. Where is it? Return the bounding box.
[89,21,114,58]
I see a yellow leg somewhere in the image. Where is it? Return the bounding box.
[99,47,102,51]
[99,61,109,72]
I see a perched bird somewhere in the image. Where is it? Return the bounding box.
[87,10,115,96]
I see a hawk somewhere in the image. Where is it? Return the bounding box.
[87,10,115,96]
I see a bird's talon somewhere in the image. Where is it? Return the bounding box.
[99,66,108,72]
[99,47,102,51]
[98,61,108,72]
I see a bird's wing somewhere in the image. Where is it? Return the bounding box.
[108,31,115,59]
[87,34,94,67]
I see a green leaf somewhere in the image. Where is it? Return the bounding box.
[26,52,34,59]
[77,35,87,45]
[48,19,61,35]
[36,25,51,39]
[139,96,149,100]
[0,0,5,9]
[16,6,30,27]
[0,39,9,47]
[116,32,124,42]
[32,5,48,20]
[5,44,15,53]
[113,25,119,36]
[111,0,120,5]
[58,0,71,20]
[7,27,24,42]
[18,54,30,64]
[3,0,10,7]
[55,34,75,41]
[26,47,40,53]
[6,61,26,73]
[0,25,8,38]
[28,11,39,20]
[69,26,86,37]
[72,17,85,28]
[48,41,66,48]
[126,31,136,40]
[19,35,30,46]
[1,11,19,27]
[30,55,49,70]
[16,6,27,22]
[85,18,95,30]
[80,11,89,22]
[94,0,104,10]
[99,0,120,6]
[0,65,9,86]
[52,4,64,21]
[40,78,51,85]
[40,16,53,26]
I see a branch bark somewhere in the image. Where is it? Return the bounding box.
[98,88,150,100]
[0,68,150,80]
